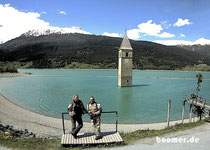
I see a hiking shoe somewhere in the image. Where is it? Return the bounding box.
[95,135,102,140]
[71,133,77,139]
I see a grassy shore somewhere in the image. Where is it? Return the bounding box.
[62,62,210,71]
[0,118,209,150]
[176,64,210,72]
[0,65,18,73]
[2,61,210,72]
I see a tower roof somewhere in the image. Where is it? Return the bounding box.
[119,33,133,50]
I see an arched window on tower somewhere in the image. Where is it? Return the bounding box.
[126,52,128,57]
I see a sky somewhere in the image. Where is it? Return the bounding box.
[0,0,210,45]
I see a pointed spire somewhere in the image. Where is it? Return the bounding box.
[119,32,132,50]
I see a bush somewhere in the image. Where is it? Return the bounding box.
[0,64,18,73]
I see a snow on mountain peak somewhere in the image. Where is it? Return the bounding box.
[194,38,210,45]
[22,27,91,37]
[154,38,210,46]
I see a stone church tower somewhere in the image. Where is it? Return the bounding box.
[118,33,133,87]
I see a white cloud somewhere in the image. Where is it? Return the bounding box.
[0,4,90,43]
[127,20,175,39]
[4,3,10,7]
[138,20,162,36]
[161,20,167,25]
[127,29,141,39]
[102,32,121,37]
[158,32,175,38]
[180,33,185,37]
[41,11,47,14]
[194,38,210,45]
[153,40,193,45]
[160,20,171,29]
[153,38,210,46]
[0,4,49,42]
[173,18,192,27]
[59,10,67,15]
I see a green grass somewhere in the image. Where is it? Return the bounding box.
[120,118,210,144]
[177,64,210,72]
[0,61,33,73]
[63,62,100,69]
[19,61,33,69]
[0,132,120,150]
[63,62,118,69]
[0,118,209,150]
[0,64,18,73]
[0,133,61,150]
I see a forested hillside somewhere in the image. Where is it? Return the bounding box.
[0,33,210,70]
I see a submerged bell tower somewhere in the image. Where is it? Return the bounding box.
[118,32,133,87]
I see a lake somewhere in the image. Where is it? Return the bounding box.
[0,69,209,124]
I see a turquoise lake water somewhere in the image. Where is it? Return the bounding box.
[0,69,209,124]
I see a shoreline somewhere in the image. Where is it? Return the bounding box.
[0,93,200,138]
[0,72,30,78]
[17,68,210,72]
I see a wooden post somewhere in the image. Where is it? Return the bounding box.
[167,98,171,127]
[116,111,118,132]
[62,113,65,134]
[182,100,185,124]
[189,104,193,123]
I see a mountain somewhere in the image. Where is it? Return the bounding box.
[22,27,91,37]
[153,38,210,59]
[0,27,91,44]
[154,38,210,46]
[177,44,210,57]
[193,38,210,45]
[0,31,210,70]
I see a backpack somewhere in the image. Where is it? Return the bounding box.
[87,102,99,112]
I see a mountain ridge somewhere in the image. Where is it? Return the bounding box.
[0,32,210,70]
[154,38,210,46]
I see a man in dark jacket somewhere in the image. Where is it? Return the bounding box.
[68,94,87,138]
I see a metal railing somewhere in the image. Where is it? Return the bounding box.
[62,111,118,134]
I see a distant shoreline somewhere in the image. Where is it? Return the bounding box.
[0,72,30,78]
[17,68,209,73]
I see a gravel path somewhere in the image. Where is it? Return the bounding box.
[0,73,29,78]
